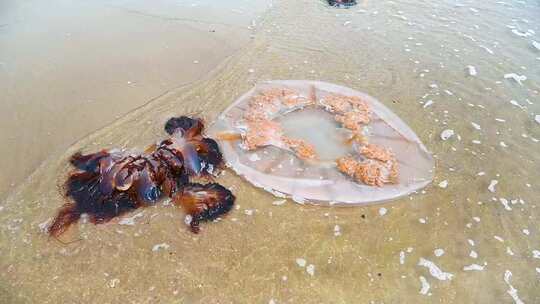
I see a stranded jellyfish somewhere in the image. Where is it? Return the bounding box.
[327,0,357,8]
[49,116,235,237]
[210,80,434,205]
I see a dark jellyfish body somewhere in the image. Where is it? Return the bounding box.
[174,183,235,233]
[328,0,357,8]
[48,116,235,238]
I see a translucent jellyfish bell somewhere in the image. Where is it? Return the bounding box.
[209,80,434,205]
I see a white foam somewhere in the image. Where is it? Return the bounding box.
[503,270,524,304]
[488,180,498,193]
[504,73,527,86]
[467,65,477,76]
[438,180,448,189]
[334,225,341,237]
[418,258,454,281]
[119,212,145,226]
[511,29,532,37]
[506,247,515,256]
[423,100,434,108]
[440,129,455,141]
[463,263,485,271]
[272,199,286,206]
[480,45,494,54]
[499,198,512,211]
[510,100,525,109]
[152,243,170,252]
[306,264,315,276]
[419,276,431,295]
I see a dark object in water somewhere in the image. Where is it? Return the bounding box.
[48,116,235,237]
[175,182,235,233]
[328,0,357,8]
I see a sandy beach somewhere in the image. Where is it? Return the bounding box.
[0,0,269,199]
[1,0,539,303]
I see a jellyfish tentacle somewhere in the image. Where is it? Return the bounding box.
[49,116,232,237]
[69,150,110,173]
[164,116,204,137]
[99,155,132,197]
[48,203,81,238]
[171,137,201,176]
[193,138,223,175]
[173,183,235,233]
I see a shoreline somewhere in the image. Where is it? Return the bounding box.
[0,0,271,200]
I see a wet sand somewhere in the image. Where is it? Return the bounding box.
[0,0,269,199]
[1,0,540,303]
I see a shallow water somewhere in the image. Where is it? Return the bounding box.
[0,0,270,199]
[1,0,539,303]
